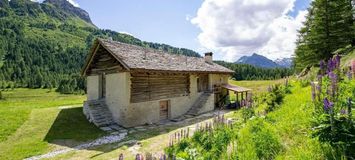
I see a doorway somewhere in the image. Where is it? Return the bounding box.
[99,73,106,98]
[197,74,209,92]
[159,100,169,120]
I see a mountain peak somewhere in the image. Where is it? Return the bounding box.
[235,53,280,68]
[275,58,293,68]
[43,0,92,24]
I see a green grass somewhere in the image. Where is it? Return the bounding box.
[0,88,106,160]
[0,88,86,142]
[229,79,286,94]
[235,82,328,159]
[269,83,326,159]
[0,80,330,159]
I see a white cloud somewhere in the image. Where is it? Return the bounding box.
[191,0,307,61]
[29,0,79,7]
[119,31,134,36]
[67,0,79,7]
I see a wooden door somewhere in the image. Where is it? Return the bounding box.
[159,100,169,120]
[198,74,209,92]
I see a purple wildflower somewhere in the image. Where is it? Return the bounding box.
[347,70,352,80]
[327,59,333,73]
[136,154,142,160]
[320,60,325,71]
[335,55,341,68]
[160,154,167,160]
[340,109,347,115]
[323,98,333,112]
[328,72,337,97]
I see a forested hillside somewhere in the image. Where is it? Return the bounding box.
[294,0,354,71]
[0,0,200,93]
[215,61,293,80]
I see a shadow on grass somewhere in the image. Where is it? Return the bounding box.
[44,107,106,145]
[44,106,233,155]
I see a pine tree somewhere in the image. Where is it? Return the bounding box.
[295,0,354,71]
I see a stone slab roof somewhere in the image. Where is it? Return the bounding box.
[82,38,234,75]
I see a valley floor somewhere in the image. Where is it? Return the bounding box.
[0,79,326,160]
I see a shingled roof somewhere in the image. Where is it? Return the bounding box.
[82,38,234,75]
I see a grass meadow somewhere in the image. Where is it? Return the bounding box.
[0,79,328,159]
[0,89,106,160]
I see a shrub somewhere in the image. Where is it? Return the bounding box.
[241,106,255,122]
[300,78,310,87]
[265,84,286,112]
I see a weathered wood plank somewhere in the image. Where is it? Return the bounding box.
[130,72,190,103]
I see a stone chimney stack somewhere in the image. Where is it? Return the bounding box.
[205,52,213,64]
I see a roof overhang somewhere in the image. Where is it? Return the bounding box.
[81,38,130,76]
[222,84,252,93]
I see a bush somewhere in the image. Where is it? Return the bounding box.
[300,78,310,87]
[265,84,286,112]
[241,107,255,122]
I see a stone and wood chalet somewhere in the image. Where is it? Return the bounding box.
[81,38,250,128]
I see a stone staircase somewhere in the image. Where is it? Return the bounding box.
[83,99,115,127]
[172,92,212,122]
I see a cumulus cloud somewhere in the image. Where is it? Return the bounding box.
[191,0,307,61]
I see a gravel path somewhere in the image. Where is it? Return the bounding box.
[24,133,127,160]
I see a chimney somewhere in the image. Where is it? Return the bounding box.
[205,52,213,64]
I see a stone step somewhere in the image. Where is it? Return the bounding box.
[83,99,116,130]
[174,93,212,121]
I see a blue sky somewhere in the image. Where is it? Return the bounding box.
[76,0,203,51]
[72,0,311,61]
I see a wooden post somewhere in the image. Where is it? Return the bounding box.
[235,92,238,104]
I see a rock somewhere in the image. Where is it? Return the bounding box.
[109,125,123,131]
[120,129,128,133]
[128,129,137,134]
[100,127,113,131]
[136,128,146,131]
[110,132,120,135]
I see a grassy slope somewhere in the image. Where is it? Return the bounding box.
[270,83,326,159]
[233,82,327,159]
[0,89,106,160]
